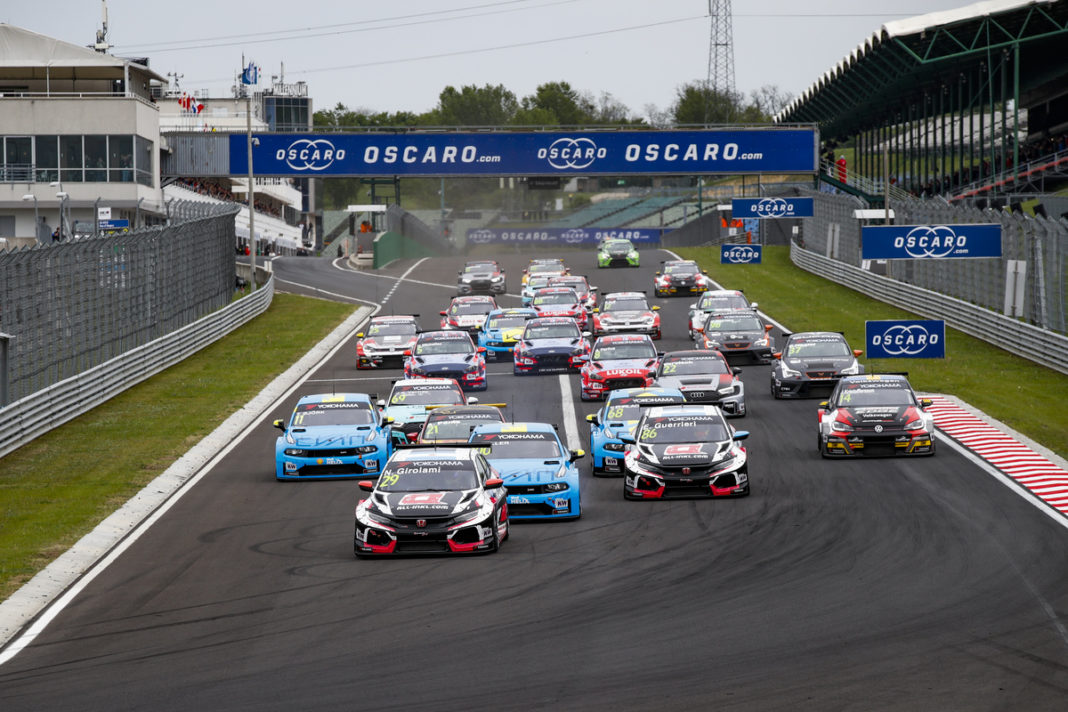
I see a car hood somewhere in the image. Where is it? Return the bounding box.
[447,314,486,326]
[839,405,912,428]
[488,459,567,483]
[410,353,477,370]
[526,337,585,353]
[600,310,652,320]
[590,357,657,375]
[382,404,431,424]
[284,425,380,447]
[486,326,525,343]
[784,357,855,372]
[600,419,640,438]
[381,489,473,517]
[704,329,762,341]
[653,374,734,392]
[638,441,730,467]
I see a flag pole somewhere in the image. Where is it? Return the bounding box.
[245,59,257,291]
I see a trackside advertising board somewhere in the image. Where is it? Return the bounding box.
[720,244,762,264]
[860,224,1002,260]
[229,129,818,177]
[866,320,945,359]
[731,197,814,218]
[466,227,661,246]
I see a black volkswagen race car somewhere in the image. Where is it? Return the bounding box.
[354,447,509,556]
[817,375,935,458]
[770,331,863,399]
[621,404,749,499]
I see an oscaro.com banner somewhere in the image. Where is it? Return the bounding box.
[230,129,817,176]
[731,197,814,218]
[861,224,1002,260]
[466,227,662,246]
[720,244,762,264]
[866,320,945,359]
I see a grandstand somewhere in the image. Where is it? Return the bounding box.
[163,183,304,254]
[549,197,643,228]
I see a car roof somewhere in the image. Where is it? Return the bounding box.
[534,287,579,295]
[417,330,472,341]
[488,307,537,317]
[391,378,459,387]
[838,374,911,386]
[471,421,557,435]
[606,386,685,402]
[371,315,418,323]
[700,289,745,298]
[451,295,496,303]
[661,349,727,361]
[296,393,373,405]
[393,447,480,462]
[594,333,653,344]
[427,404,504,418]
[604,291,646,299]
[787,331,847,341]
[643,404,724,418]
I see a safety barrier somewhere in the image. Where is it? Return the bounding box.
[0,275,274,459]
[790,243,1068,375]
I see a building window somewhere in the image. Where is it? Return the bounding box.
[35,135,59,182]
[109,135,133,183]
[85,135,108,182]
[60,135,83,183]
[134,135,153,187]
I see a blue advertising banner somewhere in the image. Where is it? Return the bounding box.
[866,320,945,359]
[466,227,662,246]
[97,219,129,230]
[230,129,817,177]
[861,224,1002,259]
[731,197,814,218]
[720,244,762,264]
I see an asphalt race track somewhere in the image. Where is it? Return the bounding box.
[1,250,1066,711]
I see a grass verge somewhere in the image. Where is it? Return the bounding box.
[0,293,356,602]
[675,245,1068,459]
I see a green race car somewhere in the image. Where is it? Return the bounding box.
[597,239,640,268]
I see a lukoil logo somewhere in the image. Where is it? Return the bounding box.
[277,139,344,171]
[561,229,588,245]
[871,324,939,356]
[723,245,760,263]
[895,225,966,258]
[538,137,605,170]
[468,229,495,244]
[753,198,792,218]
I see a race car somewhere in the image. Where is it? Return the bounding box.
[440,295,497,332]
[548,274,598,312]
[457,260,506,296]
[621,404,750,499]
[403,330,487,391]
[354,446,508,556]
[470,422,583,520]
[579,333,660,401]
[694,311,775,364]
[817,374,935,458]
[512,317,592,374]
[652,350,745,416]
[520,274,555,306]
[355,315,420,369]
[529,286,588,328]
[416,404,506,445]
[687,290,758,338]
[378,378,475,445]
[273,393,392,480]
[587,387,686,475]
[653,260,712,297]
[770,331,864,400]
[521,259,569,287]
[597,238,639,268]
[592,292,661,339]
[477,307,537,360]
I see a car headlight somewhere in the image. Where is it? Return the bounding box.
[831,420,854,432]
[491,275,503,282]
[754,336,769,347]
[905,418,925,431]
[356,445,379,454]
[604,442,626,451]
[628,251,638,257]
[840,362,860,376]
[465,363,479,373]
[545,482,569,492]
[780,364,801,378]
[284,448,308,456]
[461,277,472,283]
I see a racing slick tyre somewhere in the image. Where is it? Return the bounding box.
[653,329,662,340]
[770,379,782,399]
[819,436,831,459]
[489,504,509,552]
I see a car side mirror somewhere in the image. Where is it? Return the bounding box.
[484,478,504,489]
[582,331,591,338]
[773,352,782,360]
[750,302,759,309]
[273,419,285,431]
[592,308,599,313]
[376,399,386,408]
[358,480,375,492]
[383,416,394,425]
[920,398,933,409]
[765,324,773,332]
[688,303,696,310]
[586,413,598,425]
[652,306,660,311]
[732,368,742,376]
[853,349,864,357]
[655,271,661,275]
[477,346,487,353]
[570,449,585,461]
[356,332,364,338]
[732,430,750,441]
[466,396,479,404]
[819,401,830,410]
[403,350,411,357]
[439,310,447,316]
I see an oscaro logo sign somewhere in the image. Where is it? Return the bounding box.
[895,225,966,258]
[539,137,605,169]
[752,198,792,218]
[561,229,588,245]
[278,139,344,171]
[468,229,495,245]
[871,324,940,356]
[722,245,760,263]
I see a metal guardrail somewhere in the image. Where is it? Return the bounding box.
[0,275,275,460]
[790,243,1068,375]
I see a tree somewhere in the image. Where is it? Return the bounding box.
[671,81,746,125]
[519,81,593,126]
[749,85,794,120]
[433,84,518,126]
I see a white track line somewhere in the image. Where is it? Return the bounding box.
[558,374,582,451]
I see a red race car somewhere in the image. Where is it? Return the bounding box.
[580,333,661,401]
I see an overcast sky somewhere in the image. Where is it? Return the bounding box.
[6,0,979,119]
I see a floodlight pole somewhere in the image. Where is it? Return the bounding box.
[246,92,257,291]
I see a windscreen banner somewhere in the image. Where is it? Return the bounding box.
[860,224,1002,260]
[466,227,662,246]
[229,129,818,177]
[720,244,762,264]
[865,319,945,359]
[731,197,814,218]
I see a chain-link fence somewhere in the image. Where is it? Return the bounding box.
[0,203,240,403]
[795,190,1068,335]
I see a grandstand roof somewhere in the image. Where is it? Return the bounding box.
[0,23,165,82]
[775,0,1068,138]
